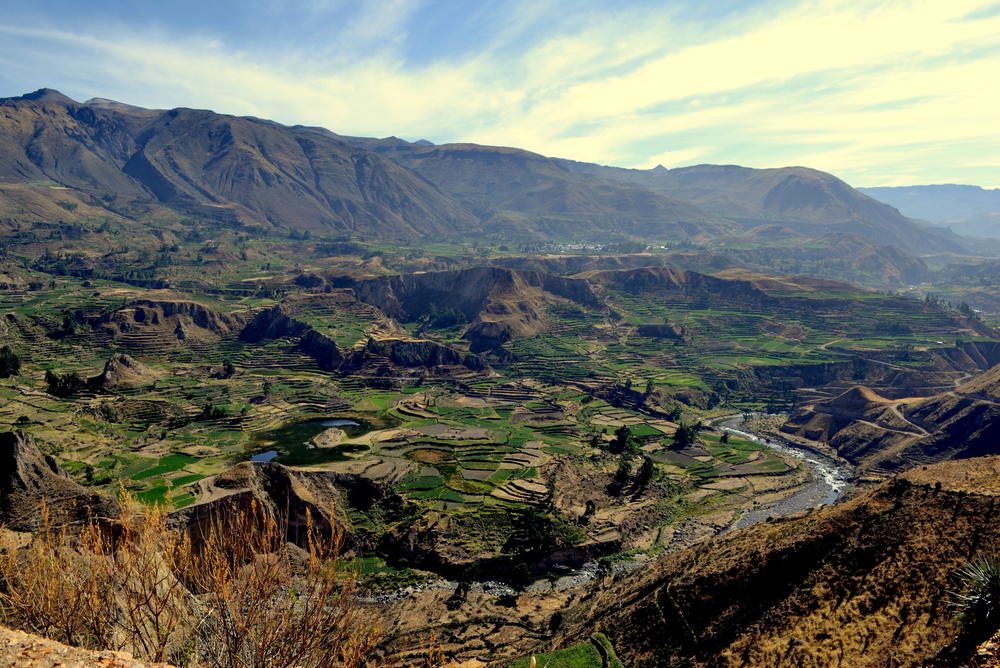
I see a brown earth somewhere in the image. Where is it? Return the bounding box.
[0,626,173,668]
[564,455,1000,667]
[0,430,119,532]
[783,362,1000,474]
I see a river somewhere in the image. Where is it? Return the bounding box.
[713,414,853,530]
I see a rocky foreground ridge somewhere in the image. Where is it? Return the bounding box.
[0,626,172,668]
[5,423,1000,666]
[0,429,370,549]
[564,456,1000,667]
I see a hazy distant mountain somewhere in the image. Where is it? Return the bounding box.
[555,161,970,254]
[859,184,1000,239]
[712,230,932,287]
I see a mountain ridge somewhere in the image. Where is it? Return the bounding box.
[0,88,976,254]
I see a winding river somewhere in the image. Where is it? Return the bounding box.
[713,414,853,530]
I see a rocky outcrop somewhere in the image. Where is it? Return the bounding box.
[0,626,173,668]
[100,300,239,334]
[359,338,486,371]
[464,320,514,352]
[346,267,602,349]
[239,303,312,342]
[88,353,160,389]
[491,251,743,277]
[172,462,394,552]
[242,296,485,372]
[300,328,347,370]
[636,323,684,339]
[584,266,772,307]
[0,432,388,553]
[89,300,244,350]
[0,431,119,531]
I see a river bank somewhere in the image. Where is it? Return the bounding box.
[713,413,853,530]
[364,414,854,602]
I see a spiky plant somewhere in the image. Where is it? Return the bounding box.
[950,553,1000,630]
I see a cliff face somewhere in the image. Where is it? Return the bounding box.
[569,456,1000,667]
[89,299,245,351]
[0,432,393,557]
[583,265,774,309]
[360,338,486,371]
[241,295,487,372]
[240,302,312,342]
[0,431,120,532]
[347,266,602,350]
[170,461,395,552]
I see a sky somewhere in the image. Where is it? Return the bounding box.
[1,0,998,188]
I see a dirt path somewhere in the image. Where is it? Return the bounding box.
[886,403,930,435]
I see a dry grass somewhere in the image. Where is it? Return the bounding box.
[0,493,380,667]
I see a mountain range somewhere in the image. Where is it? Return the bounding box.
[0,88,982,257]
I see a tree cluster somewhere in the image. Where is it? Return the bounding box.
[0,346,20,378]
[672,422,699,449]
[44,369,84,397]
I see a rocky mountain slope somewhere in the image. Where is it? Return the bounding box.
[721,231,933,288]
[567,456,1000,666]
[782,358,1000,474]
[0,89,479,237]
[0,428,388,554]
[347,138,728,239]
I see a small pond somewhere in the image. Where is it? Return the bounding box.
[247,416,388,466]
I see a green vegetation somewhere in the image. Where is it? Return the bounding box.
[951,553,1000,630]
[509,643,603,668]
[508,634,622,668]
[0,346,19,378]
[0,228,989,582]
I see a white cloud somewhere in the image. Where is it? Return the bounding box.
[1,0,998,185]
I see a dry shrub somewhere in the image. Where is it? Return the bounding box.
[0,494,379,667]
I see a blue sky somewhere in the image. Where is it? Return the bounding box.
[1,0,998,188]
